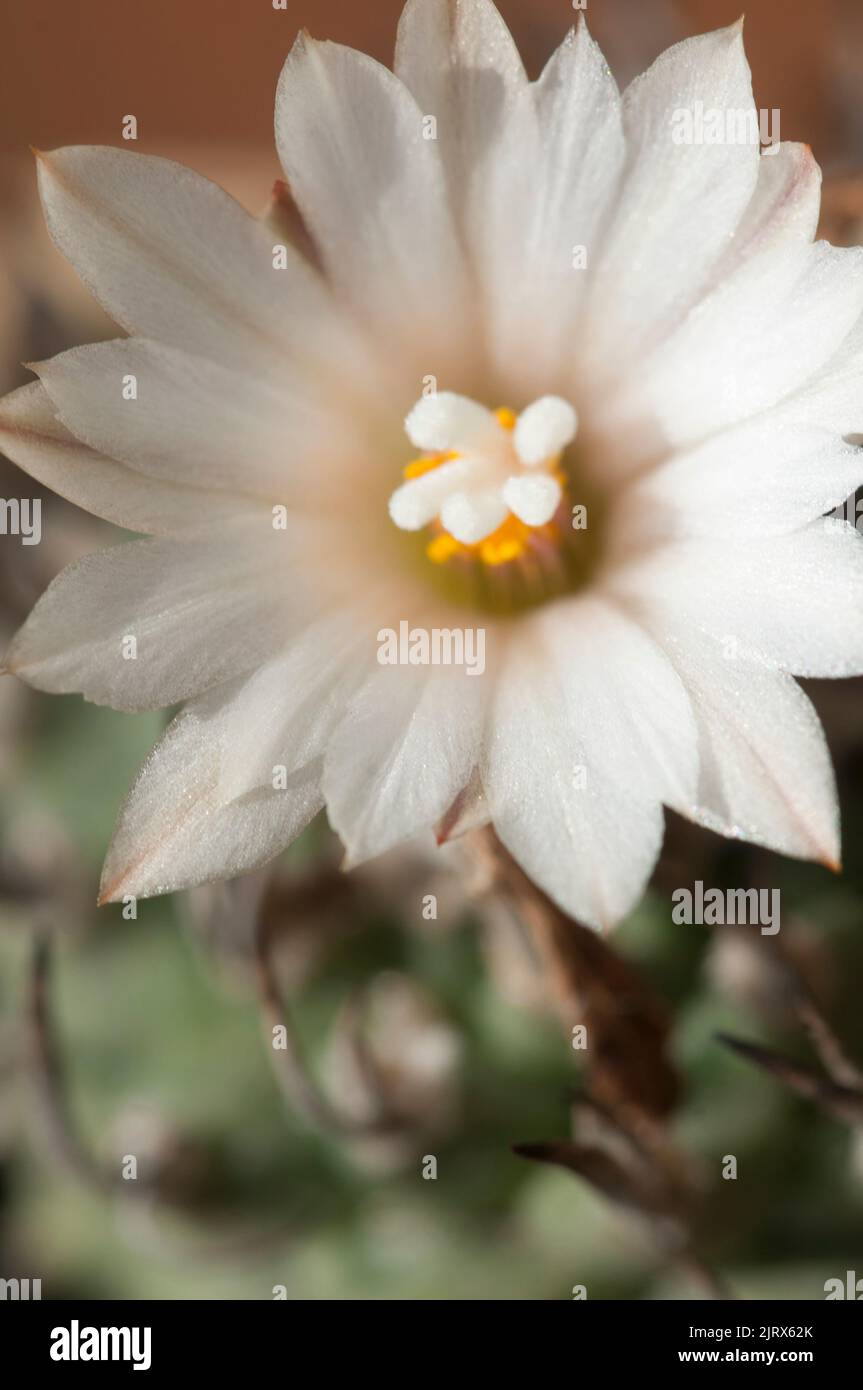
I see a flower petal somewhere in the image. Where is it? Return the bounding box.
[215,613,373,801]
[731,140,821,253]
[394,0,527,214]
[648,624,840,865]
[99,694,323,903]
[585,24,760,366]
[0,381,238,534]
[3,524,297,709]
[276,33,469,363]
[614,519,863,678]
[616,420,863,543]
[604,240,863,452]
[483,598,698,929]
[35,146,364,379]
[324,663,487,865]
[32,339,361,504]
[484,21,625,392]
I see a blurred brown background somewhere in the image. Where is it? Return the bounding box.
[0,0,852,184]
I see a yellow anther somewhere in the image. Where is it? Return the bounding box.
[426,531,462,564]
[477,514,529,566]
[402,449,458,481]
[495,407,517,431]
[480,535,525,565]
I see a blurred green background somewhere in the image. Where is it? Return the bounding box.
[3,662,863,1299]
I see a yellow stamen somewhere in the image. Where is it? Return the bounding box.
[426,531,462,564]
[403,449,457,481]
[407,404,566,571]
[479,515,541,566]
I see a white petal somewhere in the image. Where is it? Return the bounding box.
[614,519,863,678]
[502,473,562,527]
[513,397,577,466]
[484,598,698,929]
[215,614,373,801]
[440,488,508,543]
[32,339,355,503]
[275,34,469,363]
[99,693,323,903]
[3,524,294,710]
[731,141,821,254]
[618,421,863,542]
[604,240,863,450]
[324,663,487,865]
[0,381,238,534]
[585,24,759,365]
[394,0,526,217]
[777,312,863,435]
[405,392,500,453]
[647,624,839,866]
[484,21,625,392]
[35,146,364,380]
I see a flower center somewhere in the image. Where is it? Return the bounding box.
[388,392,596,614]
[389,390,575,555]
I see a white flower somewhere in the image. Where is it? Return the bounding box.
[2,0,863,929]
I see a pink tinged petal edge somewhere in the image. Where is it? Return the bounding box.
[435,767,490,845]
